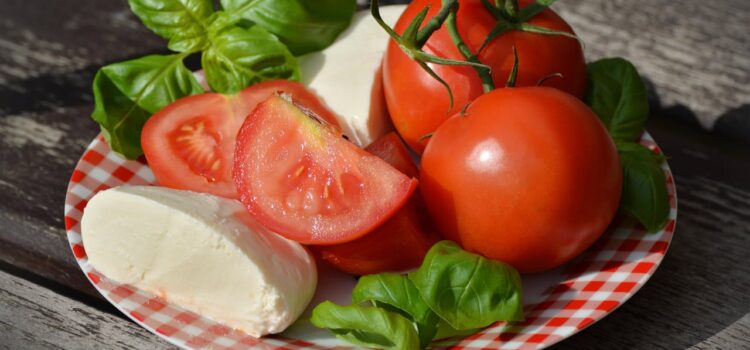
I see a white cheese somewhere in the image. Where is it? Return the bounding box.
[81,186,317,337]
[299,5,407,147]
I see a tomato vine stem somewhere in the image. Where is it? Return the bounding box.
[371,0,582,109]
[444,7,495,93]
[370,0,490,109]
[415,0,458,47]
[506,46,519,87]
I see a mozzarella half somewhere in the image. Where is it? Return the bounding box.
[299,5,407,147]
[81,186,317,337]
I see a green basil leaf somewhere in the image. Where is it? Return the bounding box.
[586,57,649,142]
[91,54,203,159]
[128,0,214,52]
[310,301,420,350]
[617,142,670,232]
[353,274,439,347]
[408,241,524,330]
[202,24,299,94]
[434,318,480,340]
[220,0,356,55]
[91,72,151,159]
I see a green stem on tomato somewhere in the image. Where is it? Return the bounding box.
[371,0,490,109]
[445,7,495,93]
[415,0,458,47]
[504,0,520,18]
[506,45,519,87]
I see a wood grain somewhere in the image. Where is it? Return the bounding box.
[556,0,750,132]
[0,0,163,298]
[0,269,174,350]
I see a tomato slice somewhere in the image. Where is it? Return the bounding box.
[233,96,417,244]
[142,80,339,199]
[312,132,439,275]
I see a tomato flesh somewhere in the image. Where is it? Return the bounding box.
[420,87,622,273]
[234,96,417,245]
[384,0,586,153]
[312,133,439,275]
[141,80,340,199]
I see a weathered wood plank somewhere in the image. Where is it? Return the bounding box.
[555,0,750,133]
[0,0,164,298]
[0,269,175,350]
[690,313,750,350]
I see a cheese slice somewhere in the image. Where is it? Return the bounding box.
[299,5,407,147]
[81,186,317,337]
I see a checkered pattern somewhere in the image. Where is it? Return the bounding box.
[64,134,677,349]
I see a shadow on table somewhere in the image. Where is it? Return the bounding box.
[644,77,750,148]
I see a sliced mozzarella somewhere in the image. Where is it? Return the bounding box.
[299,5,407,147]
[81,186,316,337]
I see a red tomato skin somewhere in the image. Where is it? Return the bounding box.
[419,87,621,273]
[233,96,417,245]
[384,0,586,153]
[311,132,439,275]
[142,80,339,199]
[313,197,439,275]
[361,132,419,178]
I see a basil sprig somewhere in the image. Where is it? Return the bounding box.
[202,22,299,93]
[617,142,670,231]
[311,241,524,349]
[128,0,214,53]
[586,58,649,143]
[311,302,420,350]
[91,0,355,159]
[352,274,439,347]
[586,57,670,232]
[221,0,357,55]
[409,241,524,329]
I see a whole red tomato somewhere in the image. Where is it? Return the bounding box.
[383,0,586,153]
[419,87,621,273]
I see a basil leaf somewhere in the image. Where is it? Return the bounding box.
[202,24,299,94]
[220,0,356,55]
[408,241,524,330]
[91,54,203,159]
[586,57,649,142]
[434,318,480,340]
[91,72,152,159]
[311,301,420,350]
[353,274,439,347]
[617,142,670,232]
[128,0,214,52]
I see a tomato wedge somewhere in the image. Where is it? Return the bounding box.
[312,133,439,275]
[233,96,417,244]
[141,80,339,199]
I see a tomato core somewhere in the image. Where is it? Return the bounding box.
[168,118,223,183]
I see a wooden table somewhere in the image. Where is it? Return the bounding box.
[1,0,748,348]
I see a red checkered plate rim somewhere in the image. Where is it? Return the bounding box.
[64,132,676,349]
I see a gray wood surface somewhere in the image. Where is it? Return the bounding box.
[0,269,173,349]
[0,0,748,349]
[558,0,750,133]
